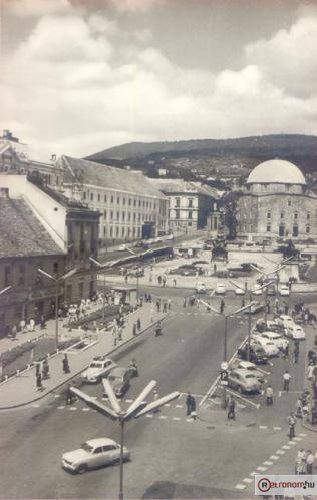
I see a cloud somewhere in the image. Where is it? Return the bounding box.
[1,7,317,161]
[109,0,165,13]
[7,0,74,17]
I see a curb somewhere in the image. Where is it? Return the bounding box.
[0,314,167,411]
[301,421,317,433]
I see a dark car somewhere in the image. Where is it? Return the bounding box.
[102,366,135,398]
[238,345,268,365]
[170,265,203,276]
[244,301,265,315]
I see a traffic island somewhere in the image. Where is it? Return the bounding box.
[198,391,258,429]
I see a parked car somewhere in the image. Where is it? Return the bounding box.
[227,368,262,394]
[103,366,135,398]
[259,331,289,351]
[244,301,264,315]
[275,315,295,333]
[81,357,117,384]
[255,318,283,334]
[285,324,306,340]
[230,360,266,383]
[118,244,127,252]
[252,285,263,296]
[251,335,280,357]
[238,344,268,365]
[62,438,130,474]
[215,283,226,295]
[192,260,208,266]
[279,285,290,296]
[234,286,245,296]
[196,282,207,294]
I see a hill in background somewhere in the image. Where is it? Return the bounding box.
[85,134,317,182]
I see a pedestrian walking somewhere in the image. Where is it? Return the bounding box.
[62,354,70,374]
[42,359,50,380]
[163,302,167,313]
[293,348,299,364]
[283,370,291,392]
[36,371,43,391]
[112,327,117,346]
[307,363,315,381]
[306,450,314,474]
[65,384,74,405]
[132,322,137,336]
[183,297,187,308]
[29,318,35,332]
[266,385,273,405]
[157,276,162,286]
[282,343,289,359]
[186,393,194,416]
[156,300,160,312]
[227,396,236,420]
[11,324,17,340]
[220,299,225,314]
[173,279,177,287]
[295,449,307,475]
[136,317,141,332]
[288,413,296,439]
[168,299,172,310]
[213,263,217,273]
[162,276,167,287]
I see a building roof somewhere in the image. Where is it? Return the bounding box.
[247,159,306,185]
[59,155,167,199]
[0,197,65,258]
[149,178,219,198]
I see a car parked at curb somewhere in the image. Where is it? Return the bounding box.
[227,368,262,394]
[244,301,264,315]
[237,344,268,365]
[275,315,295,333]
[251,335,280,357]
[196,282,207,294]
[81,357,117,384]
[102,366,135,398]
[285,324,306,340]
[279,285,290,296]
[62,438,130,474]
[234,286,245,296]
[259,331,289,351]
[215,283,226,295]
[230,360,266,383]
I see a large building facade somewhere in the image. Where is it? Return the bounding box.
[55,156,169,248]
[149,179,220,234]
[237,159,317,241]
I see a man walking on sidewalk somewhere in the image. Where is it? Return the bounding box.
[266,385,274,405]
[283,370,291,392]
[227,396,236,420]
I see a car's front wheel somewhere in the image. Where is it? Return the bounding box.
[76,464,88,474]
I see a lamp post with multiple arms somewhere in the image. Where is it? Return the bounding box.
[0,286,12,297]
[37,268,77,350]
[89,257,108,321]
[70,381,180,500]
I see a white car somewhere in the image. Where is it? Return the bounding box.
[62,438,130,474]
[252,285,262,296]
[81,356,117,384]
[279,285,290,296]
[286,324,306,340]
[276,315,295,332]
[118,244,127,251]
[230,359,266,383]
[196,282,207,294]
[235,287,245,296]
[251,335,280,357]
[215,283,226,295]
[260,331,289,351]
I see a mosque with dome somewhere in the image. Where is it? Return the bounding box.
[237,159,317,241]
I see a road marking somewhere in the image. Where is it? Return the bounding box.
[243,478,253,484]
[299,433,307,437]
[69,407,77,411]
[288,441,296,445]
[32,404,40,408]
[235,484,247,490]
[259,425,268,430]
[164,403,171,407]
[257,466,267,472]
[273,426,282,430]
[158,415,167,419]
[282,445,291,450]
[186,418,194,422]
[54,394,61,398]
[82,408,90,412]
[276,450,285,455]
[263,461,273,466]
[249,472,257,476]
[173,417,181,421]
[270,456,279,460]
[293,437,302,441]
[125,399,133,403]
[57,406,65,410]
[176,405,183,408]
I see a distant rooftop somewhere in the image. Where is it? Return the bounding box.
[149,178,219,198]
[59,155,167,199]
[0,195,65,258]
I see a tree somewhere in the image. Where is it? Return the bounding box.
[223,192,241,240]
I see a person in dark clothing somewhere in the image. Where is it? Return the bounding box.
[227,397,236,420]
[186,393,196,416]
[62,354,70,374]
[36,372,43,391]
[42,359,49,379]
[220,299,225,314]
[36,363,40,376]
[65,384,74,405]
[136,317,141,331]
[132,322,137,336]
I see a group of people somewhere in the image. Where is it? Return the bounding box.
[295,448,315,475]
[35,354,70,391]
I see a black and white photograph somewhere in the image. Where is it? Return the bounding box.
[0,0,317,498]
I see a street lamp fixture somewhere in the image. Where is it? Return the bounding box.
[70,381,180,500]
[0,286,12,296]
[37,267,77,350]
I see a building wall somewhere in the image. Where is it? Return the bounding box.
[65,183,168,244]
[0,254,65,337]
[237,193,317,240]
[169,193,199,233]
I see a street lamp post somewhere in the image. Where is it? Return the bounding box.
[0,286,12,297]
[125,246,152,305]
[37,268,77,350]
[70,380,180,500]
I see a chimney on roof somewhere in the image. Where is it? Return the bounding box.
[50,154,56,162]
[0,187,9,198]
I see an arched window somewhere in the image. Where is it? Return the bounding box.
[293,225,299,237]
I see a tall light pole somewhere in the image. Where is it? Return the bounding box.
[0,286,12,297]
[71,381,180,500]
[89,257,108,321]
[37,268,77,350]
[125,247,152,305]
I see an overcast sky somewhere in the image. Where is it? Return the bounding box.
[1,0,317,160]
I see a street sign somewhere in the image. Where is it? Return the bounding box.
[220,369,228,386]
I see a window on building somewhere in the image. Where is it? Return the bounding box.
[133,199,136,207]
[53,262,59,275]
[122,212,125,221]
[127,228,130,237]
[188,211,193,219]
[115,226,119,237]
[103,226,106,236]
[110,195,113,203]
[4,266,11,286]
[143,201,145,208]
[175,209,180,219]
[116,211,119,220]
[188,198,193,208]
[288,200,292,206]
[83,192,86,200]
[110,211,113,220]
[90,193,93,201]
[306,225,311,234]
[110,227,113,237]
[121,227,124,237]
[280,212,284,219]
[133,213,136,221]
[267,212,271,219]
[18,265,25,285]
[128,198,131,206]
[188,222,192,227]
[138,200,141,207]
[123,198,125,205]
[117,197,120,204]
[294,212,298,219]
[279,224,285,237]
[307,212,311,220]
[104,194,107,202]
[97,194,100,202]
[175,198,180,207]
[103,210,107,218]
[293,225,299,237]
[128,213,131,221]
[267,224,271,232]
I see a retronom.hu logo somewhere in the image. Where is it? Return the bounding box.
[255,475,317,496]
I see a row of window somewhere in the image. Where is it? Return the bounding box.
[239,223,311,236]
[83,191,157,210]
[102,226,141,238]
[267,211,311,220]
[173,210,194,219]
[102,211,155,223]
[3,261,60,287]
[175,197,195,207]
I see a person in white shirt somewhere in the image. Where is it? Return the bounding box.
[283,370,291,392]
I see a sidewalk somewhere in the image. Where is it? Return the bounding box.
[0,303,165,410]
